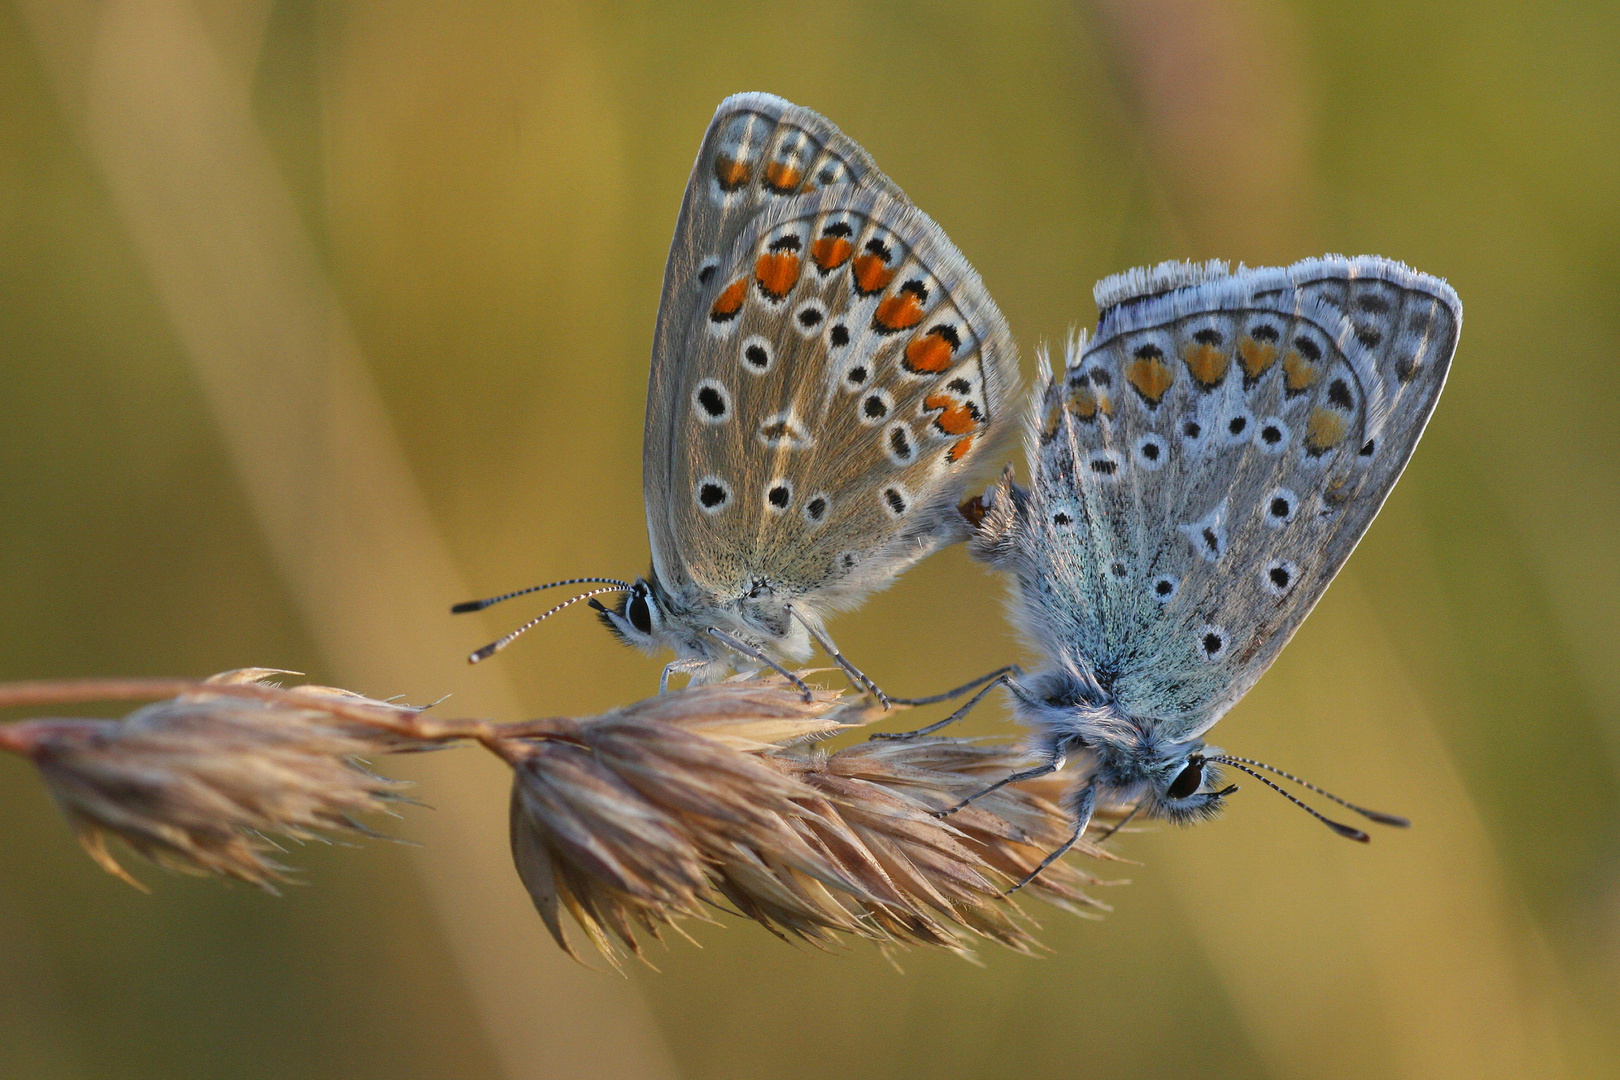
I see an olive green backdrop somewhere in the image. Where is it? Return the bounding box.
[2,2,1617,1078]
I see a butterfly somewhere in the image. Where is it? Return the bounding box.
[454,93,1020,700]
[899,256,1460,883]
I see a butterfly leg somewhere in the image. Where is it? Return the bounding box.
[933,750,1066,818]
[887,665,1018,707]
[785,604,889,709]
[869,670,1014,741]
[705,627,814,702]
[1090,799,1141,844]
[1007,784,1096,893]
[659,656,710,693]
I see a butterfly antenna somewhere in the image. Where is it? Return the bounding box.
[1210,755,1410,827]
[466,585,629,664]
[451,577,632,615]
[1208,757,1371,842]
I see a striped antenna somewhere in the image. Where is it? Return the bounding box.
[1209,754,1410,827]
[452,577,631,614]
[466,586,629,664]
[1207,755,1408,842]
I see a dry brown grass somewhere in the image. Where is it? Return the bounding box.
[0,669,1123,962]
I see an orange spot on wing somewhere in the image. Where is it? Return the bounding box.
[873,290,926,333]
[764,161,803,192]
[1125,356,1175,404]
[1041,401,1063,441]
[1238,336,1278,381]
[948,435,975,463]
[1323,475,1353,507]
[1068,385,1111,420]
[1182,342,1229,387]
[904,329,956,373]
[1283,349,1322,392]
[754,252,801,301]
[710,278,747,321]
[1305,407,1348,453]
[811,236,852,272]
[852,253,895,296]
[925,392,981,436]
[714,155,751,191]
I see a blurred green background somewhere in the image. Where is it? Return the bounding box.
[2,1,1617,1077]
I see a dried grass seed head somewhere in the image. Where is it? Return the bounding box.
[501,678,1121,965]
[6,670,415,890]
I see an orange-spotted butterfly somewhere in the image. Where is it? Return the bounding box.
[885,256,1459,883]
[455,93,1019,700]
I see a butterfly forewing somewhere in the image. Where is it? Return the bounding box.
[1012,257,1458,738]
[644,94,905,588]
[666,187,1017,603]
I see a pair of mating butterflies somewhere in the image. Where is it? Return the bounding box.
[457,93,1461,865]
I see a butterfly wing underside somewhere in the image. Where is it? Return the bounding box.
[642,93,902,590]
[1001,257,1459,738]
[645,95,1018,611]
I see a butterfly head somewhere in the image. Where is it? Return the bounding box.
[1141,749,1234,825]
[1074,726,1234,826]
[1020,672,1235,826]
[594,576,666,650]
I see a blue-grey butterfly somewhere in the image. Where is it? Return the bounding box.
[455,93,1019,699]
[892,256,1460,883]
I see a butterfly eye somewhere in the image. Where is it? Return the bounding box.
[1167,758,1204,800]
[626,590,654,635]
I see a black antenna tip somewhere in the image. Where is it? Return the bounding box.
[1359,809,1411,828]
[451,599,488,614]
[1326,819,1371,842]
[586,598,608,612]
[468,643,498,664]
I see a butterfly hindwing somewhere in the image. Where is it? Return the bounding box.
[664,186,1018,607]
[999,257,1458,738]
[643,93,905,590]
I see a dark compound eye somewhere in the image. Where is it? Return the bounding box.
[1167,758,1204,800]
[626,590,653,635]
